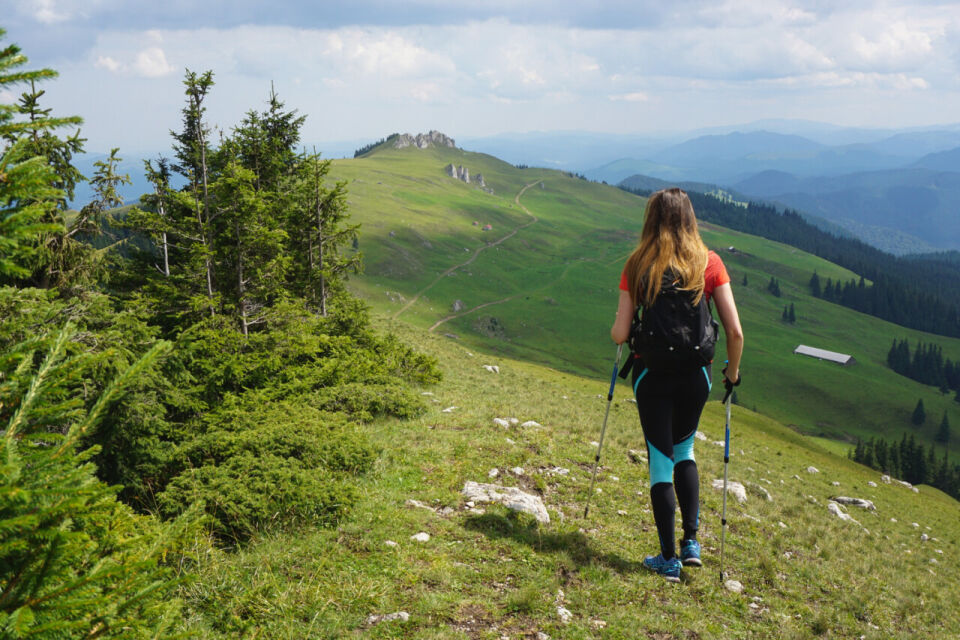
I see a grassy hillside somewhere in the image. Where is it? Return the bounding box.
[329,144,960,457]
[180,322,960,638]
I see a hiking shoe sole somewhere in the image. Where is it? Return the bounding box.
[682,557,703,567]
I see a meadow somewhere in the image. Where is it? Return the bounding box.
[330,144,960,455]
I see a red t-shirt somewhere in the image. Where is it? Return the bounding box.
[619,250,730,302]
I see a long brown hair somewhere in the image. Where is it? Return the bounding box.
[623,187,709,306]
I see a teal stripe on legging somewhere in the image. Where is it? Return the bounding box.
[633,368,649,394]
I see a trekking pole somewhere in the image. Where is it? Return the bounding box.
[719,386,733,582]
[583,343,624,519]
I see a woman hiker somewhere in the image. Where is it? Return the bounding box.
[611,187,744,582]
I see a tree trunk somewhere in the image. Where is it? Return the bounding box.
[236,220,248,337]
[157,196,170,277]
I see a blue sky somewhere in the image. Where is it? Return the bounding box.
[5,0,960,153]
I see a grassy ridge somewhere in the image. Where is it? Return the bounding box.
[330,145,960,456]
[181,321,960,638]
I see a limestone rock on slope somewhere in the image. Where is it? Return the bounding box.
[394,130,456,149]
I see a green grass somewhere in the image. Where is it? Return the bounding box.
[179,320,960,638]
[329,145,960,458]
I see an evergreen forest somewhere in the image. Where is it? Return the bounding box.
[0,30,438,635]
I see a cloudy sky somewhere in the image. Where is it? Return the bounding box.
[5,0,960,153]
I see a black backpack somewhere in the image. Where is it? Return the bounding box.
[627,270,719,373]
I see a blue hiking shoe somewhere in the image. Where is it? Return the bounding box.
[680,539,702,567]
[643,554,682,582]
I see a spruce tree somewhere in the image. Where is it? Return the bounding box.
[912,399,926,426]
[788,302,796,323]
[741,273,748,287]
[937,412,950,446]
[809,271,821,297]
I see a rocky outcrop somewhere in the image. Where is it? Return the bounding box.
[394,130,456,150]
[462,481,550,523]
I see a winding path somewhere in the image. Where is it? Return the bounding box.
[391,181,542,320]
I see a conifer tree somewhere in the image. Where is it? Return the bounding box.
[809,271,820,297]
[937,412,950,446]
[171,69,217,314]
[741,273,748,287]
[788,302,796,323]
[912,399,926,426]
[288,151,360,316]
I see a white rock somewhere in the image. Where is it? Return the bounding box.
[832,481,841,486]
[441,406,457,413]
[590,441,600,448]
[827,501,861,526]
[783,551,793,559]
[537,633,551,640]
[712,479,747,503]
[890,518,897,523]
[712,440,725,447]
[778,522,787,529]
[405,499,435,512]
[930,558,939,565]
[493,418,510,428]
[367,611,410,625]
[509,418,519,426]
[936,549,943,554]
[746,482,773,501]
[557,606,573,624]
[488,468,500,478]
[921,533,929,542]
[617,510,628,516]
[725,580,743,593]
[521,420,541,428]
[410,532,430,543]
[807,466,819,474]
[482,364,500,374]
[793,475,802,481]
[695,431,708,441]
[384,540,398,548]
[610,476,620,482]
[881,475,891,483]
[831,496,876,511]
[510,467,525,476]
[628,449,647,464]
[505,438,516,445]
[911,522,920,528]
[462,481,550,523]
[868,481,877,487]
[590,619,607,629]
[545,467,570,476]
[595,487,602,494]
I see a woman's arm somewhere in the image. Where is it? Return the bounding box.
[611,290,634,344]
[712,282,743,382]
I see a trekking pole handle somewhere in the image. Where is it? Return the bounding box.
[608,343,624,401]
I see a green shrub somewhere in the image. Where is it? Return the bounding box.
[158,395,376,541]
[0,326,195,637]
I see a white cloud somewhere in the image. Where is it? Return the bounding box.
[95,55,122,72]
[133,47,174,77]
[25,0,70,24]
[609,92,649,102]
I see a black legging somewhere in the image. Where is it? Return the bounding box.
[633,363,711,559]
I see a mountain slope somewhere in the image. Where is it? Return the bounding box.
[329,141,960,458]
[181,321,960,638]
[732,168,960,252]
